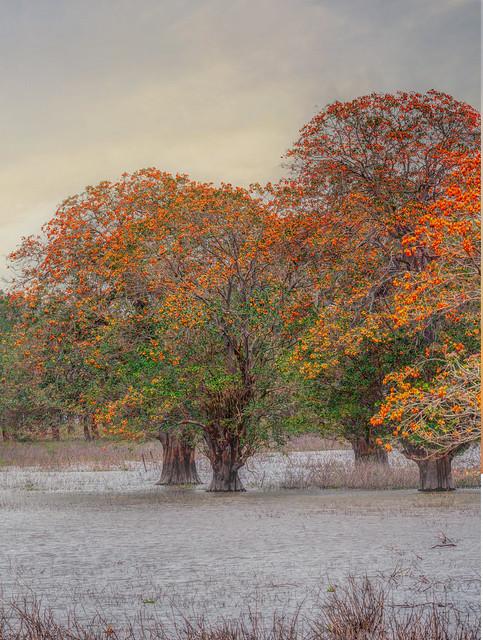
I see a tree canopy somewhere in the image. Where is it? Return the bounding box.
[3,90,480,491]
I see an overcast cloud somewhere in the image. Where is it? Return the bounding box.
[0,0,480,280]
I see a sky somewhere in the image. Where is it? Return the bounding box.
[0,0,480,282]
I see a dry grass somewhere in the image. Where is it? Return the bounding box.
[0,577,479,639]
[0,435,345,471]
[0,440,162,471]
[282,434,350,452]
[279,459,480,490]
[0,438,479,491]
[313,576,480,640]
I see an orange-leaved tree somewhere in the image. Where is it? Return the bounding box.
[119,178,309,491]
[370,149,480,489]
[278,90,480,478]
[10,170,308,490]
[9,171,204,480]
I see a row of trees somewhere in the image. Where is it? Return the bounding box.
[1,90,480,491]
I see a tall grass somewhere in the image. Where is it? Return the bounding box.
[0,436,345,471]
[0,576,479,639]
[0,440,479,490]
[279,459,480,490]
[0,440,161,471]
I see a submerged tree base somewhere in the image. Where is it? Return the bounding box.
[404,445,456,492]
[416,455,455,492]
[206,468,246,492]
[157,431,200,486]
[204,430,247,492]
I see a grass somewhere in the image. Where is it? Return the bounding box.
[0,576,479,639]
[0,435,345,471]
[0,437,479,491]
[281,434,350,452]
[0,440,161,471]
[279,458,480,490]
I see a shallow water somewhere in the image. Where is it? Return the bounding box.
[0,446,479,493]
[0,474,480,625]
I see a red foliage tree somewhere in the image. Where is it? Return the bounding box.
[279,91,480,478]
[10,170,306,490]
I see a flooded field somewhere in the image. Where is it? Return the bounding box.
[0,446,480,493]
[0,452,480,627]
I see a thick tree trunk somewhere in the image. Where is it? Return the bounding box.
[66,417,74,435]
[415,454,455,492]
[350,436,388,465]
[204,434,246,492]
[1,425,11,441]
[157,431,200,485]
[83,418,92,441]
[404,445,456,491]
[91,420,99,439]
[83,415,99,441]
[208,461,245,492]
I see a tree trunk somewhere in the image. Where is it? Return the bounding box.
[204,433,246,492]
[157,431,200,485]
[83,418,92,441]
[91,420,99,439]
[350,436,388,465]
[208,461,245,492]
[66,417,74,435]
[415,454,455,491]
[83,415,99,441]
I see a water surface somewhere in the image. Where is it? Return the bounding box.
[0,480,479,625]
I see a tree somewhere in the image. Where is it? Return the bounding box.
[297,338,420,464]
[4,282,108,443]
[370,150,480,489]
[0,292,64,441]
[279,91,480,469]
[10,170,306,490]
[93,311,203,485]
[0,292,18,441]
[372,353,479,490]
[120,180,308,491]
[9,171,203,482]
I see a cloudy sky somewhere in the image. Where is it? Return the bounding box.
[0,0,480,281]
